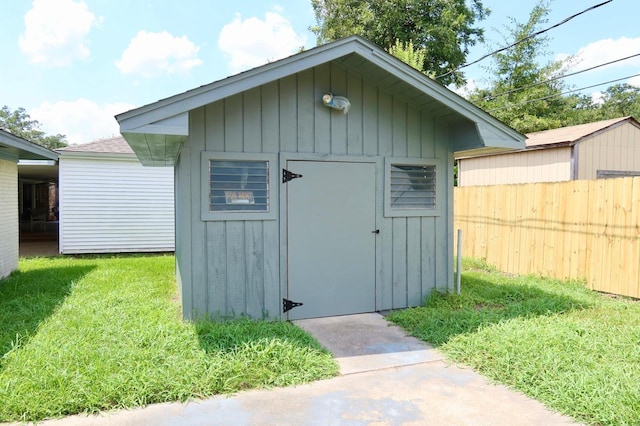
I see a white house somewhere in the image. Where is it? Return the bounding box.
[57,137,175,254]
[0,129,58,278]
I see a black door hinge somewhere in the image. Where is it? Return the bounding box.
[283,169,303,183]
[283,298,304,313]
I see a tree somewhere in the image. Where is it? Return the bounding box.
[310,0,489,86]
[468,1,576,133]
[0,105,67,149]
[597,83,640,121]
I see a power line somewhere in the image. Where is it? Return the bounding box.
[436,0,613,80]
[486,72,640,113]
[482,52,640,101]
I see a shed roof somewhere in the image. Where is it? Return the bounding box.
[525,116,638,148]
[0,129,59,162]
[57,136,134,155]
[116,35,525,166]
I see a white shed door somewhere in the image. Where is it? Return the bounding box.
[285,160,376,320]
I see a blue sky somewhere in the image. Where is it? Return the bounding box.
[1,0,638,144]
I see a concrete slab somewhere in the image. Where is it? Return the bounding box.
[29,362,578,426]
[294,312,444,374]
[9,313,581,426]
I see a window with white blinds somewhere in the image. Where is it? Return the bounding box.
[390,164,436,209]
[201,152,277,221]
[208,160,269,212]
[385,158,440,217]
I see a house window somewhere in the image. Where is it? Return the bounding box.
[597,170,640,179]
[201,152,277,220]
[385,158,440,217]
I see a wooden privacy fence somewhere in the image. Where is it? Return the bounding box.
[454,177,640,299]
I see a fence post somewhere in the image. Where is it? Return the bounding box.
[456,229,462,295]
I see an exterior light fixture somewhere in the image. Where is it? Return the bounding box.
[322,93,351,114]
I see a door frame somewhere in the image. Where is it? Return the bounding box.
[278,153,384,319]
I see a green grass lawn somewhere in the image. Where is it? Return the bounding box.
[0,255,338,423]
[388,258,640,426]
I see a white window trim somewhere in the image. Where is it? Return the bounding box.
[201,152,278,221]
[384,157,441,217]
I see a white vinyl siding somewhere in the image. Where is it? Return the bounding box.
[59,156,174,254]
[0,159,18,278]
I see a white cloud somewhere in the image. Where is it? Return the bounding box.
[562,37,640,70]
[591,91,606,105]
[18,0,97,66]
[115,31,202,77]
[218,12,307,73]
[30,100,135,145]
[451,78,479,99]
[629,75,640,88]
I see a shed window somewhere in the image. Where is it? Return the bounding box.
[201,152,277,221]
[384,158,440,217]
[390,164,436,209]
[209,160,269,212]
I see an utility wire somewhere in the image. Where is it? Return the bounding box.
[483,52,640,101]
[486,72,640,112]
[436,0,613,80]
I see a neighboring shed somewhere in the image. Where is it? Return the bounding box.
[458,116,640,186]
[57,136,174,254]
[116,36,524,320]
[0,129,58,278]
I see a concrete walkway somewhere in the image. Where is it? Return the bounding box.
[25,313,579,426]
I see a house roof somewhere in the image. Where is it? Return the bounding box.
[0,129,59,162]
[57,136,134,155]
[525,116,638,148]
[116,35,525,166]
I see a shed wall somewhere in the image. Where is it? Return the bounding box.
[577,121,640,179]
[175,63,453,319]
[0,159,18,278]
[458,147,572,186]
[59,156,175,254]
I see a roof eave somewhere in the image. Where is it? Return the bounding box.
[0,129,59,162]
[117,35,525,163]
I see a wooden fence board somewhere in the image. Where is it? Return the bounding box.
[455,177,640,299]
[630,178,640,298]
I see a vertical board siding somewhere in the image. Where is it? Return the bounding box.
[179,62,452,319]
[577,122,640,179]
[175,138,193,318]
[0,159,18,279]
[59,156,174,254]
[454,178,640,299]
[189,108,208,316]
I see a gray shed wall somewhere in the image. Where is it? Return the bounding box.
[175,62,454,319]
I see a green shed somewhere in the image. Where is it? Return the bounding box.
[116,36,524,320]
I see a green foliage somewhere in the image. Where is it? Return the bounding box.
[0,256,338,422]
[468,1,574,133]
[387,39,430,75]
[389,261,640,426]
[597,83,640,121]
[468,1,640,133]
[310,0,489,86]
[0,105,67,149]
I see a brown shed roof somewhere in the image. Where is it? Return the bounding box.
[525,116,637,148]
[56,136,133,154]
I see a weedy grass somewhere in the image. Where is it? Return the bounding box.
[0,255,338,423]
[388,258,640,426]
